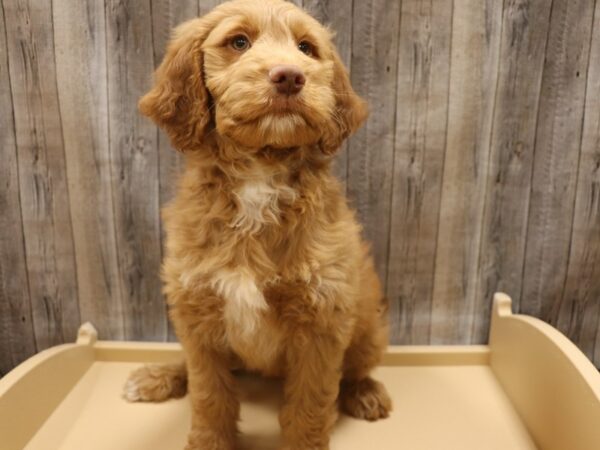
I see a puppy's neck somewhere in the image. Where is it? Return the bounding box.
[203,134,331,183]
[180,135,340,237]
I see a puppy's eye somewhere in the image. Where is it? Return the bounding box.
[231,35,250,51]
[298,41,314,56]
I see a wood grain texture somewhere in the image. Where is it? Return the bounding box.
[0,0,36,375]
[2,0,600,372]
[53,0,125,340]
[558,0,600,363]
[386,0,453,344]
[430,0,503,344]
[347,0,401,281]
[199,0,225,15]
[303,0,353,188]
[472,0,553,342]
[106,0,165,341]
[521,0,596,321]
[3,0,80,350]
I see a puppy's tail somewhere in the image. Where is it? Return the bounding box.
[123,362,188,402]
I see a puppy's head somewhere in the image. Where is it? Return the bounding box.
[140,0,367,154]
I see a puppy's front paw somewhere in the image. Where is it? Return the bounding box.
[123,364,187,402]
[339,377,392,421]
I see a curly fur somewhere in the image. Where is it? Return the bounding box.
[125,1,391,449]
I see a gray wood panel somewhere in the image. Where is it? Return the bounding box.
[106,0,165,340]
[430,0,503,344]
[347,0,401,280]
[0,0,36,375]
[386,0,453,345]
[559,0,600,363]
[53,0,125,340]
[472,0,553,342]
[2,0,600,371]
[3,0,80,350]
[521,0,596,321]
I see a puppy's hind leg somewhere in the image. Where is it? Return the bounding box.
[123,361,187,402]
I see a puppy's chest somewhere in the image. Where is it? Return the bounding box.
[224,294,285,374]
[208,267,284,374]
[231,178,298,233]
[221,179,314,372]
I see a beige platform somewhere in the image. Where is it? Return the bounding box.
[1,293,600,450]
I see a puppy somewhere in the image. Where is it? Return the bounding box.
[124,1,391,449]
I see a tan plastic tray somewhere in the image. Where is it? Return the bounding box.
[1,293,600,450]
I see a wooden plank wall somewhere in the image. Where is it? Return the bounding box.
[1,0,599,375]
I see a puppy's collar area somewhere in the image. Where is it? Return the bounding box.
[259,145,303,158]
[210,134,330,165]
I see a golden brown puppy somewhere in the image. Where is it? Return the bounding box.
[124,1,391,448]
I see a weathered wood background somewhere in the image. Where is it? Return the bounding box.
[1,0,599,375]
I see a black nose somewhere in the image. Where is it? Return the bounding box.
[269,65,306,95]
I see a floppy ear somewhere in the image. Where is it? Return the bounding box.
[139,18,214,151]
[320,50,368,154]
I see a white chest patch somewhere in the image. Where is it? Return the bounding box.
[231,179,296,233]
[211,269,283,371]
[211,269,268,337]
